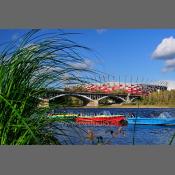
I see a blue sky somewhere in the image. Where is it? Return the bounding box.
[1,29,175,84]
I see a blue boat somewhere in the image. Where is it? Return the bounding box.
[127,112,175,125]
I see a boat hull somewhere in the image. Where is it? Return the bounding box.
[127,117,175,125]
[76,116,126,123]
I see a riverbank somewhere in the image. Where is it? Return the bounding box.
[67,104,175,108]
[97,105,175,108]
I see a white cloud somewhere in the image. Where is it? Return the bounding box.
[162,67,175,72]
[96,29,107,34]
[162,59,175,72]
[152,36,175,60]
[152,36,175,72]
[71,59,93,69]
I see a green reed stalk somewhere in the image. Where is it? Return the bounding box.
[0,29,96,145]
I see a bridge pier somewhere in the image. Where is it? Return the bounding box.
[38,99,49,108]
[86,100,99,107]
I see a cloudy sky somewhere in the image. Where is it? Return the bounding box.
[1,29,175,88]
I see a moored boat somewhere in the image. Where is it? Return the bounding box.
[76,115,126,122]
[127,112,175,125]
[48,113,78,122]
[75,111,127,124]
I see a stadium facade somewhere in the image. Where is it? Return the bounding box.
[84,82,167,95]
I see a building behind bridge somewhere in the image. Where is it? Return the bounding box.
[65,82,167,96]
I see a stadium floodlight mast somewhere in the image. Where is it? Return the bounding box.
[119,75,121,86]
[112,75,115,86]
[124,75,127,88]
[98,75,102,84]
[136,76,139,84]
[108,74,110,82]
[130,75,133,85]
[103,75,106,83]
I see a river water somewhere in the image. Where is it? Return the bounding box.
[52,108,175,145]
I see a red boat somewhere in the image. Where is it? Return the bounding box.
[75,111,127,125]
[76,120,126,126]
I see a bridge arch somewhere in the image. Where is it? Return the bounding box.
[130,97,140,102]
[49,94,93,102]
[98,95,126,104]
[116,96,126,102]
[97,96,109,101]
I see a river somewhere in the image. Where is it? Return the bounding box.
[52,108,175,145]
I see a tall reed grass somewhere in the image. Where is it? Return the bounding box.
[0,29,96,144]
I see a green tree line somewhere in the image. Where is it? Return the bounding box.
[140,90,175,106]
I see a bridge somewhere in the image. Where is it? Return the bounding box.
[38,91,142,107]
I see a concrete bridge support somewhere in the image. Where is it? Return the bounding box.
[86,100,99,107]
[38,99,49,108]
